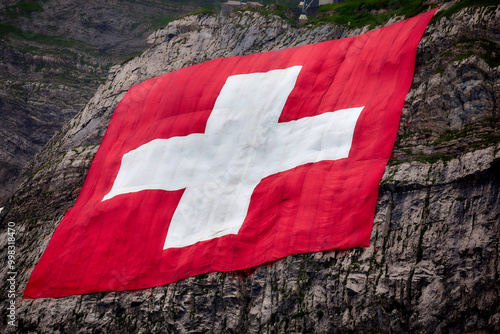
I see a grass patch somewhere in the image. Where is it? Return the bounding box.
[452,52,473,63]
[239,4,296,24]
[260,4,295,22]
[198,0,226,11]
[426,116,499,156]
[454,37,500,68]
[391,149,454,165]
[178,8,215,19]
[195,273,209,280]
[434,67,445,75]
[310,0,427,29]
[433,126,479,146]
[19,32,80,47]
[149,15,175,30]
[431,0,499,24]
[3,26,96,52]
[29,159,59,179]
[121,51,144,64]
[3,0,45,18]
[476,133,500,148]
[0,22,22,37]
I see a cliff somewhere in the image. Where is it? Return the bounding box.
[0,0,212,203]
[1,1,499,332]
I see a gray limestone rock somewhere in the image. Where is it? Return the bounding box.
[1,2,499,333]
[0,0,204,203]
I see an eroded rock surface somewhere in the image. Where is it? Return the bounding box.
[1,2,499,333]
[0,0,204,203]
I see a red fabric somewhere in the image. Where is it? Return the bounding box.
[24,10,436,298]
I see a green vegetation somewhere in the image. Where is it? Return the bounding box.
[179,8,215,19]
[16,31,81,47]
[432,126,479,146]
[121,51,144,64]
[434,67,445,75]
[238,4,296,24]
[13,1,43,13]
[149,14,176,30]
[454,38,500,68]
[0,22,22,37]
[432,117,500,149]
[260,4,294,21]
[197,0,225,12]
[1,23,98,54]
[413,152,453,164]
[194,273,209,280]
[431,0,499,23]
[29,159,60,179]
[389,115,499,166]
[310,0,428,29]
[3,0,45,18]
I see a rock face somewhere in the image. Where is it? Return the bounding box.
[1,2,499,333]
[0,0,206,203]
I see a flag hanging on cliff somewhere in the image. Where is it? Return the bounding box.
[24,9,437,298]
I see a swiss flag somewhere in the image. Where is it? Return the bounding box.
[24,10,436,298]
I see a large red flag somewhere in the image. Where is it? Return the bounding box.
[24,10,436,298]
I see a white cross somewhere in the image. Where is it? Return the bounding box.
[102,66,364,249]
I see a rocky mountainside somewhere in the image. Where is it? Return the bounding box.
[0,0,222,203]
[1,0,500,332]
